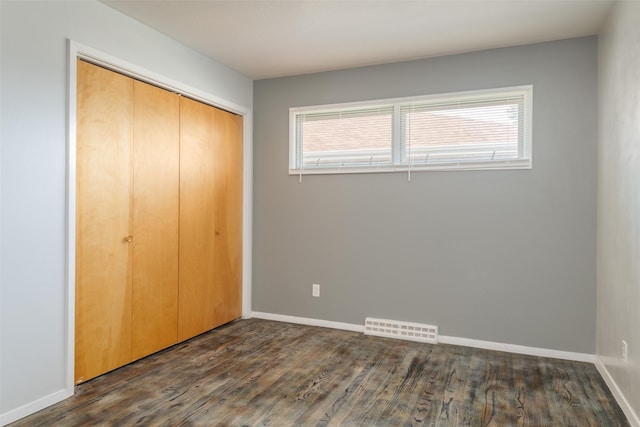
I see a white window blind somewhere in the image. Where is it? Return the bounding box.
[295,107,394,169]
[290,86,532,175]
[400,94,525,167]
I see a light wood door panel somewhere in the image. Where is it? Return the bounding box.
[178,98,243,341]
[131,80,180,360]
[75,60,133,383]
[178,97,219,341]
[212,109,243,324]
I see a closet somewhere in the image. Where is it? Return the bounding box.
[75,60,242,384]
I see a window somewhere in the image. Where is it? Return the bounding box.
[290,86,532,175]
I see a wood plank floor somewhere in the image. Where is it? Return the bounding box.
[11,319,628,426]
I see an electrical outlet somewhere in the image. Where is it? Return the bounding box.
[622,340,628,363]
[312,284,320,297]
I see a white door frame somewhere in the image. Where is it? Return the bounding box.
[66,40,253,395]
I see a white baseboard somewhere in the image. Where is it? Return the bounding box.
[438,335,595,363]
[595,357,640,427]
[250,311,364,333]
[1,388,72,426]
[249,312,594,363]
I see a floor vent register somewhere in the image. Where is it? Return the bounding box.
[364,317,438,344]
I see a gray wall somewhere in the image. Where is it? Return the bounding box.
[597,1,640,420]
[0,0,252,419]
[253,37,597,354]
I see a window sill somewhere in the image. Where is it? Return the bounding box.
[289,159,532,176]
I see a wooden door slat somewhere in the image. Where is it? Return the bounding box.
[131,79,180,360]
[75,60,133,383]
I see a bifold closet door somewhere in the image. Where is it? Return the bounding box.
[76,61,180,383]
[131,80,179,360]
[178,97,243,341]
[75,60,133,383]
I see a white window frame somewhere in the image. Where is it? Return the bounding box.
[289,85,532,175]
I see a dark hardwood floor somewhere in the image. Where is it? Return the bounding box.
[11,319,628,426]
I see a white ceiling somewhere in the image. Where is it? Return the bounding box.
[101,0,614,80]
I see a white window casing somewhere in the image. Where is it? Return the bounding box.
[290,85,532,176]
